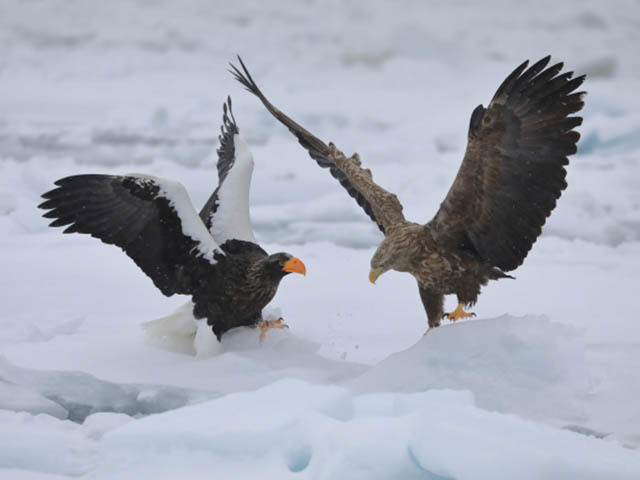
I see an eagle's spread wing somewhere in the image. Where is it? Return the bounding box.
[199,97,257,245]
[432,56,585,271]
[40,174,222,296]
[230,57,404,234]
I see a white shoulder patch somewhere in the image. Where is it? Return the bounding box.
[130,174,221,263]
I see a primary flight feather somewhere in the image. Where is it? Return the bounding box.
[231,56,585,331]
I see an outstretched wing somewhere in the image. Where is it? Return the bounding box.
[199,96,257,245]
[432,56,586,271]
[39,174,222,296]
[229,56,404,234]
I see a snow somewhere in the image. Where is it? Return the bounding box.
[2,0,640,477]
[208,134,257,244]
[0,379,68,420]
[4,378,639,479]
[0,411,95,476]
[0,356,213,423]
[349,316,592,426]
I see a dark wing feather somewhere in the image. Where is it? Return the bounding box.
[432,56,586,271]
[229,56,404,234]
[199,96,239,230]
[40,174,221,296]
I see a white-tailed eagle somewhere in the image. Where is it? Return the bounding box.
[231,56,585,332]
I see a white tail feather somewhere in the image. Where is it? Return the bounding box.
[142,301,223,357]
[142,301,197,338]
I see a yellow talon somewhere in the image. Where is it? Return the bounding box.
[258,318,288,341]
[444,303,476,323]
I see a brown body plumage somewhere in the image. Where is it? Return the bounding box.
[231,56,585,329]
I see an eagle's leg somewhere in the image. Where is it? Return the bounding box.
[443,303,476,323]
[258,317,289,341]
[418,284,444,335]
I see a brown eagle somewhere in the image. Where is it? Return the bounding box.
[39,97,306,341]
[230,56,585,332]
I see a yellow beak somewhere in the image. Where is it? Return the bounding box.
[282,257,306,275]
[369,268,384,284]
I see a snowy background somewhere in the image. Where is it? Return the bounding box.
[1,0,640,478]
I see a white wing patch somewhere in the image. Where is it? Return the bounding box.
[209,134,257,245]
[132,174,222,263]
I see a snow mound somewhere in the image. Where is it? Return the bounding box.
[0,410,95,476]
[92,379,640,479]
[0,381,68,419]
[1,317,639,477]
[349,315,591,426]
[0,316,84,345]
[0,356,213,422]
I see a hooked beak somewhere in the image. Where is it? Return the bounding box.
[369,267,384,284]
[282,257,306,275]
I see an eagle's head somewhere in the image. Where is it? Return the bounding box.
[263,253,306,280]
[369,239,396,284]
[369,224,421,284]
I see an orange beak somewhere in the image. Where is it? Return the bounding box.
[282,257,306,275]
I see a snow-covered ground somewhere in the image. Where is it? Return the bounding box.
[1,0,640,477]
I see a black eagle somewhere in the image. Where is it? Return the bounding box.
[39,98,306,340]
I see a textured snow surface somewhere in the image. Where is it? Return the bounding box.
[92,381,640,480]
[2,0,640,477]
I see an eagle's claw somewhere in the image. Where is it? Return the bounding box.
[258,317,289,341]
[443,303,476,323]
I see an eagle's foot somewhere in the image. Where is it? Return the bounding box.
[258,318,289,342]
[443,303,475,323]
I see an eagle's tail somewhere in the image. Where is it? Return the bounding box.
[141,301,197,338]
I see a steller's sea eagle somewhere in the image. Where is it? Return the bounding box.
[230,56,585,333]
[39,97,306,342]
